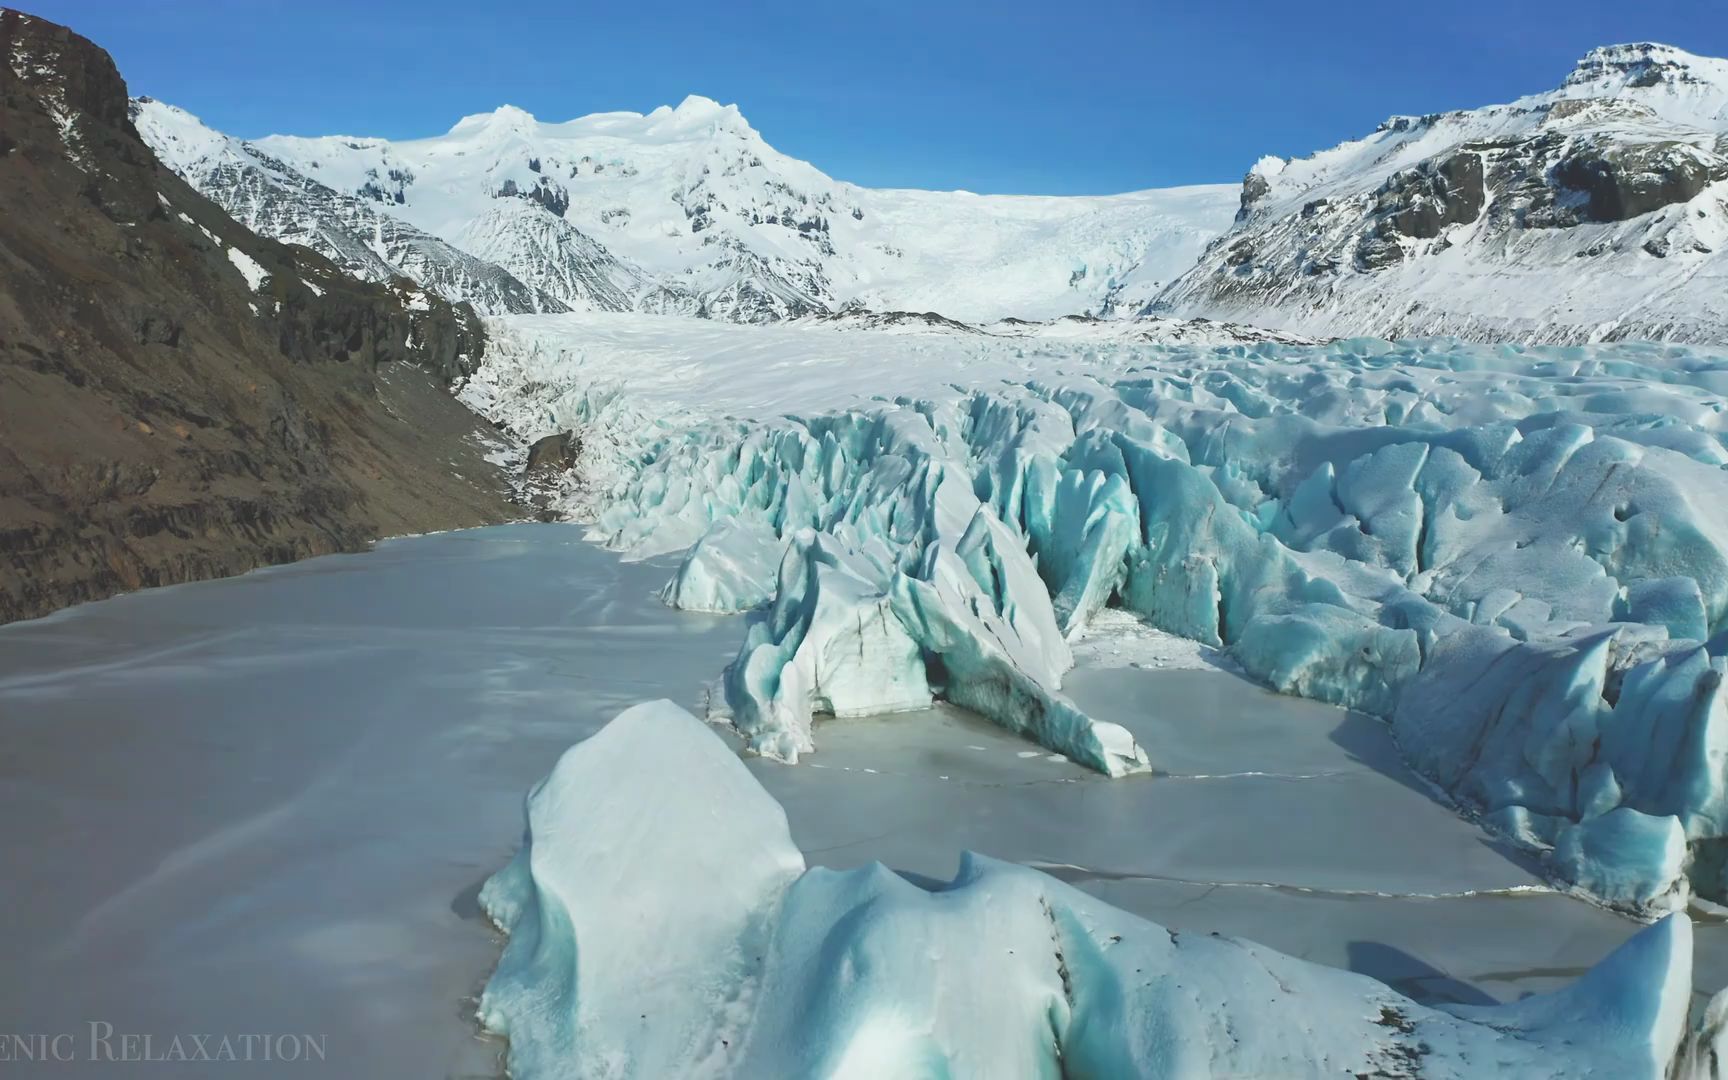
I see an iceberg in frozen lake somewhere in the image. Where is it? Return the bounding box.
[481,702,1717,1079]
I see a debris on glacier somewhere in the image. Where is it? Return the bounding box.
[1066,606,1232,671]
[481,702,1711,1080]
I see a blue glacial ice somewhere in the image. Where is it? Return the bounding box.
[584,337,1728,913]
[480,702,1714,1079]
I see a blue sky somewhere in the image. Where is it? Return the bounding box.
[30,0,1728,194]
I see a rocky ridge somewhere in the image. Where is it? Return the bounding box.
[1155,43,1728,343]
[0,9,516,623]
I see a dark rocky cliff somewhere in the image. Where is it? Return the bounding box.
[0,9,516,623]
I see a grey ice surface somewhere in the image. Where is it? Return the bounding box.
[0,524,1720,1078]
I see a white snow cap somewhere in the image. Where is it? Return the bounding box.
[197,76,1236,326]
[1549,41,1728,127]
[1564,42,1728,87]
[666,93,733,119]
[641,94,752,138]
[131,98,235,173]
[446,102,538,135]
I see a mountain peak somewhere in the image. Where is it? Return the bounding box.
[130,95,236,173]
[3,7,131,131]
[448,103,539,136]
[1562,41,1728,95]
[673,93,726,117]
[1553,40,1728,127]
[1571,41,1701,71]
[642,94,750,137]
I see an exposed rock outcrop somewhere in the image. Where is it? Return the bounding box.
[1376,151,1486,239]
[524,431,580,477]
[0,9,515,624]
[1551,139,1728,224]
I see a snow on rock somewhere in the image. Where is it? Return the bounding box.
[132,97,574,315]
[451,198,645,312]
[1159,43,1728,344]
[225,244,269,291]
[136,42,1728,340]
[482,315,1728,911]
[481,702,1705,1079]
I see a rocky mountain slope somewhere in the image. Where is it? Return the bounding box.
[138,97,1236,325]
[133,98,570,315]
[0,9,515,624]
[1155,43,1728,343]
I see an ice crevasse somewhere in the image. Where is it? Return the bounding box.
[573,337,1728,913]
[479,701,1728,1080]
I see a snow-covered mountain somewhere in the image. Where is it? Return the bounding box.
[134,43,1728,341]
[1155,43,1728,343]
[131,98,573,315]
[138,94,1237,326]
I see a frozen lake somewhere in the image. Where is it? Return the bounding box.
[1,524,1722,1077]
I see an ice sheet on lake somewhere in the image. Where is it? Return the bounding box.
[482,702,1711,1079]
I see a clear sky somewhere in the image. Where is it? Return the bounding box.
[25,0,1728,194]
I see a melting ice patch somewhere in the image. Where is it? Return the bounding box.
[481,702,1715,1079]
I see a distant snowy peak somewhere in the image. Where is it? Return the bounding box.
[445,94,754,142]
[132,98,572,315]
[1158,42,1728,344]
[139,91,1237,326]
[241,97,1235,325]
[128,44,1728,339]
[1237,43,1728,214]
[250,93,863,323]
[1555,43,1728,126]
[453,201,645,313]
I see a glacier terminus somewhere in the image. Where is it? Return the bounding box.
[8,6,1728,1079]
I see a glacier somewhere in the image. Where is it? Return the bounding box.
[474,314,1728,915]
[481,700,1719,1079]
